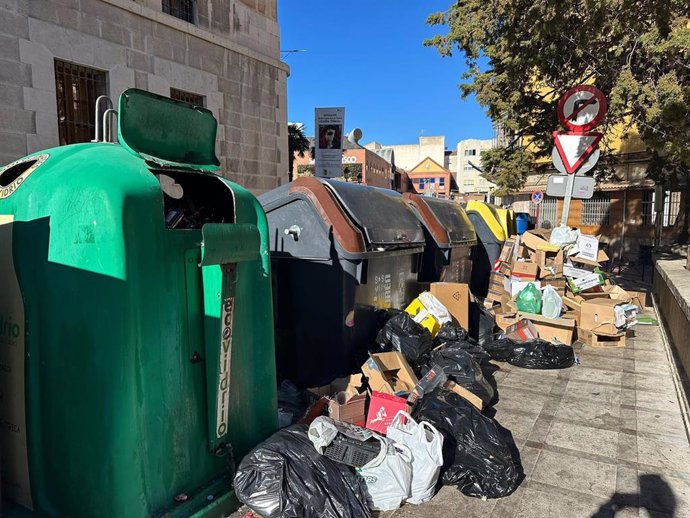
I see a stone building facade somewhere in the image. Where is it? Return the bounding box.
[0,0,289,193]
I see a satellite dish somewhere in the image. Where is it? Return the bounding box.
[347,128,363,145]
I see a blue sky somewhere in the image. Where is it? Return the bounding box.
[278,1,494,149]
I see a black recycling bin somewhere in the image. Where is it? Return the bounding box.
[465,200,507,297]
[403,193,477,284]
[260,177,426,387]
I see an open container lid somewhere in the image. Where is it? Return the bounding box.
[118,88,220,171]
[323,179,425,248]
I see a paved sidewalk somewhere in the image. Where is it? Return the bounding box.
[387,306,690,518]
[233,304,690,518]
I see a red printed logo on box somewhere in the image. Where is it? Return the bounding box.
[366,391,408,435]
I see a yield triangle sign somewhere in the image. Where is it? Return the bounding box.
[553,131,602,174]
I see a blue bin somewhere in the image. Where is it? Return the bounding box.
[516,212,530,235]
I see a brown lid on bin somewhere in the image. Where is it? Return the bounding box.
[290,176,366,254]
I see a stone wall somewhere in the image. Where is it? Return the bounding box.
[654,259,690,390]
[0,0,289,193]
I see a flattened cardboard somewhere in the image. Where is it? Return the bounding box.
[430,282,470,330]
[518,312,576,345]
[445,381,483,411]
[570,249,609,267]
[521,230,549,251]
[362,352,418,396]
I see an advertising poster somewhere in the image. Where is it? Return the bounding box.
[314,107,345,178]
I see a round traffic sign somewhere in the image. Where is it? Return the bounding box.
[531,190,544,205]
[551,146,600,175]
[557,85,607,132]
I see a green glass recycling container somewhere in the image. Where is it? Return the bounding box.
[0,89,277,517]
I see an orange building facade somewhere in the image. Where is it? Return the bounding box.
[406,157,457,198]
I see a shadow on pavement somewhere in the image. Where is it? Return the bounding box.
[591,473,676,517]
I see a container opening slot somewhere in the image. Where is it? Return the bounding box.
[154,170,234,229]
[0,160,37,187]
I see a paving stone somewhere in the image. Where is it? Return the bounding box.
[545,420,619,459]
[567,367,623,386]
[563,379,622,406]
[633,390,683,414]
[636,472,690,516]
[636,436,690,473]
[636,409,688,439]
[555,398,622,429]
[511,486,611,518]
[530,449,617,498]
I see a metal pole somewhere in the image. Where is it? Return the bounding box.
[560,173,575,226]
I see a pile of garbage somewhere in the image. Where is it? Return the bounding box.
[235,289,530,515]
[488,225,643,349]
[234,226,648,515]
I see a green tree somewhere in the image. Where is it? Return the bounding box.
[425,1,690,194]
[288,123,311,181]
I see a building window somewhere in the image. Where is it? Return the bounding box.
[642,190,682,228]
[54,59,108,145]
[170,88,205,107]
[439,177,445,187]
[162,0,195,23]
[464,149,477,156]
[581,193,611,226]
[464,164,474,171]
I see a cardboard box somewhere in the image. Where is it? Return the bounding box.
[518,313,576,345]
[511,261,539,282]
[366,391,408,435]
[575,234,599,262]
[499,237,517,263]
[308,374,367,426]
[627,290,649,308]
[563,310,580,325]
[579,298,627,336]
[578,328,626,348]
[505,318,539,341]
[361,352,418,396]
[430,282,470,330]
[487,271,511,302]
[537,250,564,278]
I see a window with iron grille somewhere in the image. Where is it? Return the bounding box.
[170,88,205,107]
[538,198,558,229]
[642,190,682,227]
[54,59,107,145]
[162,0,195,23]
[581,193,611,226]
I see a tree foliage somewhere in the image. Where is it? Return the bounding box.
[425,0,690,191]
[288,123,311,181]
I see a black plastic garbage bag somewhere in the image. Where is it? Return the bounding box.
[484,338,575,369]
[428,346,495,406]
[468,301,496,346]
[234,425,372,518]
[436,322,469,342]
[375,312,434,363]
[413,389,520,499]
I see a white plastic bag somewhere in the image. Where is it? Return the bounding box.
[549,225,580,247]
[356,435,413,511]
[541,285,563,319]
[387,411,444,504]
[308,416,374,454]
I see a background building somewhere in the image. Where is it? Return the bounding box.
[406,157,457,198]
[0,0,289,193]
[365,136,445,172]
[456,138,494,194]
[292,137,393,189]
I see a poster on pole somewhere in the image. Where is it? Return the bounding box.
[314,107,345,178]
